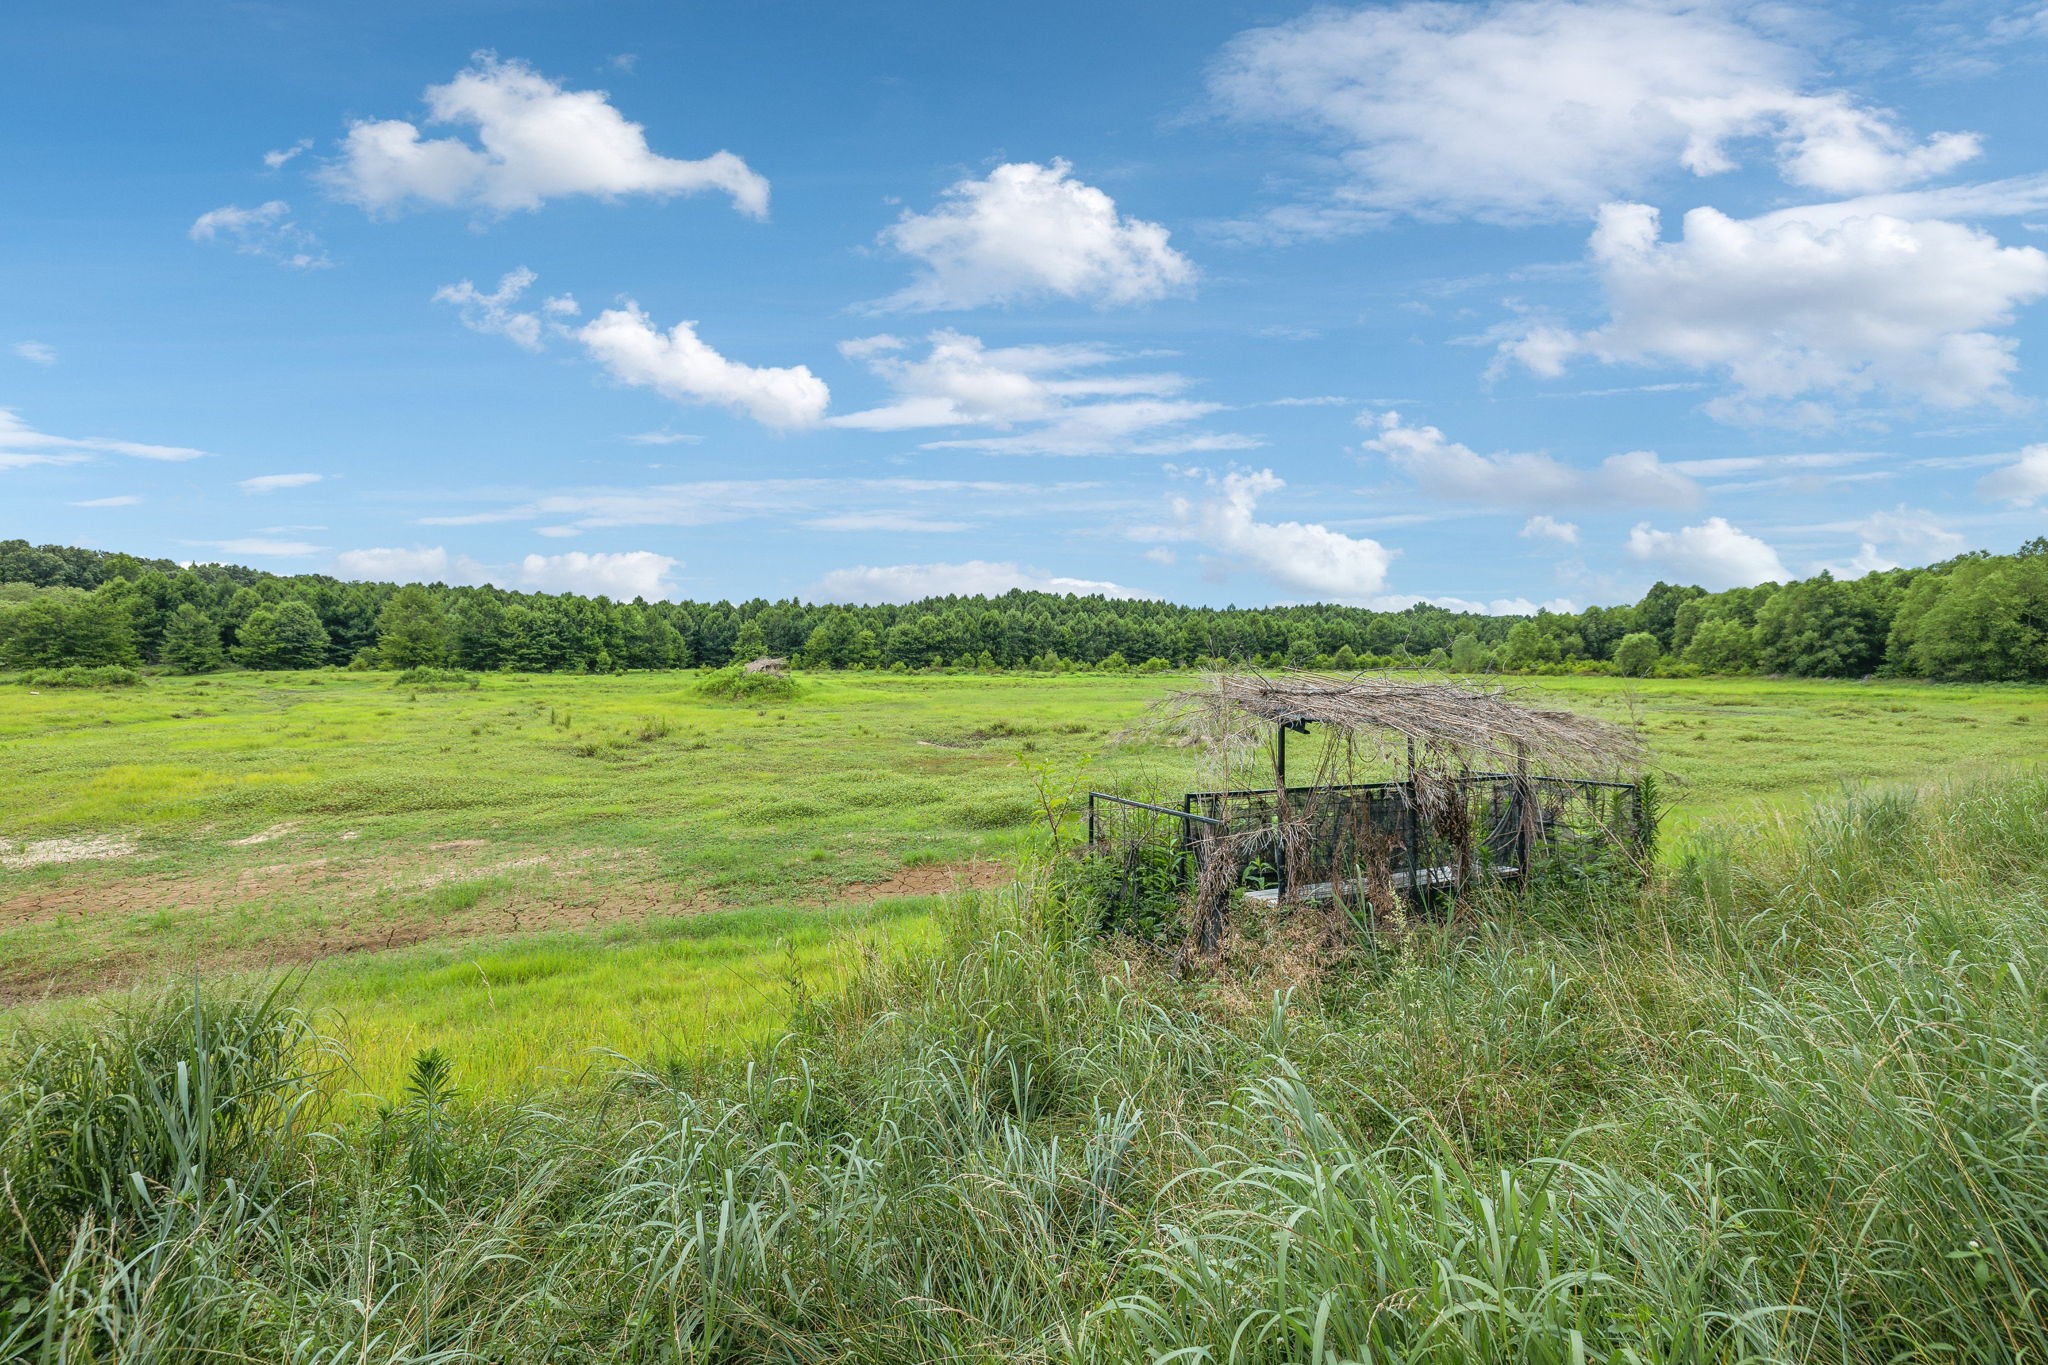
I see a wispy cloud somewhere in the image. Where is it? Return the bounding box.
[238,472,324,494]
[412,475,1106,533]
[196,538,325,558]
[833,330,1256,456]
[813,560,1150,603]
[0,407,210,466]
[189,201,331,269]
[263,138,312,170]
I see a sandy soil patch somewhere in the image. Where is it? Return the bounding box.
[0,835,137,870]
[229,822,300,846]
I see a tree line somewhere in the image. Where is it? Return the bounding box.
[1,536,2044,682]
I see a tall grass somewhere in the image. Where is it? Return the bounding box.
[3,771,2044,1361]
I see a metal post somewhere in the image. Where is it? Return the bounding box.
[1404,737,1419,898]
[1514,741,1532,892]
[1274,721,1289,900]
[1087,791,1096,847]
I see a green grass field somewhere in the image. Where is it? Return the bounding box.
[7,769,2046,1361]
[3,669,2041,1093]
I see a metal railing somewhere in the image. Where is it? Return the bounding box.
[1087,772,1644,907]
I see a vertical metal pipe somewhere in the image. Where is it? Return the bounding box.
[1404,737,1419,896]
[1274,721,1289,899]
[1514,741,1532,892]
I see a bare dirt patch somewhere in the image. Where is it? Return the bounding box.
[0,841,660,936]
[0,837,694,996]
[0,835,137,870]
[0,874,724,1006]
[836,860,1007,902]
[0,840,1010,1006]
[229,822,300,846]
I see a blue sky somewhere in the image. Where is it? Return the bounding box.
[4,0,2046,608]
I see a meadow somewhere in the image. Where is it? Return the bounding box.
[3,763,2045,1360]
[2,669,2042,1094]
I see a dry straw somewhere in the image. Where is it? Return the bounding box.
[1156,669,1644,781]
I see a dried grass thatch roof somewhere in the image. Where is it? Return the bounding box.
[1164,670,1642,775]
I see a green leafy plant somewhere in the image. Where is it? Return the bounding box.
[694,664,800,702]
[1016,747,1095,852]
[390,666,479,690]
[379,1047,460,1203]
[18,664,143,687]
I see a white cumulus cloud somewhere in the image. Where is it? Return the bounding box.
[1520,514,1579,544]
[814,560,1148,603]
[189,201,330,268]
[577,303,830,429]
[1979,443,2048,506]
[1626,517,1787,589]
[513,550,679,599]
[13,341,56,365]
[1798,505,1967,575]
[335,546,679,598]
[874,159,1194,310]
[334,546,478,584]
[430,268,824,429]
[1361,410,1699,507]
[1211,0,1980,227]
[1501,202,2048,419]
[1145,468,1396,603]
[320,54,767,218]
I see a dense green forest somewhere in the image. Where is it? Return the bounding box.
[2,536,2044,681]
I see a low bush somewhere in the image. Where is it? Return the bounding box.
[694,663,800,702]
[18,664,144,687]
[391,665,480,690]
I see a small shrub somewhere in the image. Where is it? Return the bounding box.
[957,796,1037,830]
[19,665,144,688]
[1053,844,1187,940]
[695,664,800,702]
[391,666,479,691]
